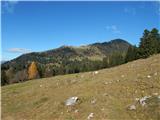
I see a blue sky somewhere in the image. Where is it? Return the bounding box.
[1,1,160,60]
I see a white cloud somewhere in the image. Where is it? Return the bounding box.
[2,0,18,13]
[124,7,136,15]
[157,2,160,15]
[7,48,32,53]
[105,25,122,34]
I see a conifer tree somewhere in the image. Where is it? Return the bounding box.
[1,70,8,85]
[138,29,150,58]
[138,28,160,58]
[125,45,137,62]
[150,28,160,53]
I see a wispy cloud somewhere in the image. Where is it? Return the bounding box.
[105,25,122,34]
[7,48,32,53]
[155,1,160,15]
[124,7,136,16]
[2,0,18,13]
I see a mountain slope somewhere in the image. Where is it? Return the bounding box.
[3,39,130,65]
[2,54,160,120]
[1,39,131,84]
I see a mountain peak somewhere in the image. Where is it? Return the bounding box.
[91,39,130,46]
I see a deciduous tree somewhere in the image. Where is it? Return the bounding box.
[28,61,39,79]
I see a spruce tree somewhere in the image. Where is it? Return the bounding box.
[138,28,160,58]
[138,29,150,58]
[125,45,137,62]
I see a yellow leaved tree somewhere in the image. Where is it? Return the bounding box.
[28,61,39,80]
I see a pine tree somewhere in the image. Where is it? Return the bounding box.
[138,29,150,58]
[138,28,160,58]
[28,61,39,80]
[125,45,137,62]
[1,70,8,85]
[150,28,160,53]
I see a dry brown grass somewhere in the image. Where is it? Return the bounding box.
[2,54,160,120]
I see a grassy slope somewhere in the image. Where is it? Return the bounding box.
[2,54,160,120]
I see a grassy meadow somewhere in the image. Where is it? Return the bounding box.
[2,54,160,120]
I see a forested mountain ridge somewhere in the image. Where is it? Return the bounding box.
[7,38,130,63]
[2,27,160,85]
[1,39,131,85]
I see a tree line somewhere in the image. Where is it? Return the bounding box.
[1,28,160,85]
[125,28,160,62]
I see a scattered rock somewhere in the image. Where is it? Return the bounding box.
[147,75,151,78]
[154,72,158,76]
[91,99,96,104]
[74,109,79,113]
[128,105,136,110]
[139,96,151,106]
[94,71,99,74]
[87,113,94,120]
[93,71,99,75]
[104,82,108,85]
[39,85,43,87]
[116,80,120,82]
[65,96,79,106]
[135,98,139,101]
[121,75,124,78]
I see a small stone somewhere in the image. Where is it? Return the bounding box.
[135,98,139,101]
[135,90,138,93]
[39,85,42,87]
[87,113,94,120]
[91,99,96,104]
[93,71,99,75]
[129,105,136,110]
[147,75,151,78]
[104,82,108,85]
[65,96,79,106]
[139,96,151,106]
[154,72,158,76]
[74,109,79,113]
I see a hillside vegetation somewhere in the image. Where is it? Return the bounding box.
[2,28,160,86]
[1,39,130,85]
[2,54,160,120]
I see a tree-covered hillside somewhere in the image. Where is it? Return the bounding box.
[1,28,160,85]
[1,39,130,85]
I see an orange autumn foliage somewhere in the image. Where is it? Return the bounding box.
[28,61,39,80]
